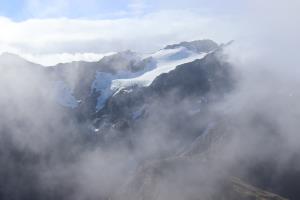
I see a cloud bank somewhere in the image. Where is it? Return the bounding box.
[0,10,235,65]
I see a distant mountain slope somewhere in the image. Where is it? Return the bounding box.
[0,40,296,200]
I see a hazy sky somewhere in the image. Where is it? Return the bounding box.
[0,0,244,20]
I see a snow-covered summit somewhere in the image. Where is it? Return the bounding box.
[0,40,219,110]
[91,44,214,110]
[164,39,218,53]
[111,46,208,89]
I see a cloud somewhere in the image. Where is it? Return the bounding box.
[127,0,150,16]
[0,10,235,65]
[21,52,115,66]
[22,0,105,18]
[24,0,70,18]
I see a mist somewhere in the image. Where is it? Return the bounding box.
[0,1,300,200]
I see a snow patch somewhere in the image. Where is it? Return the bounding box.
[112,47,207,88]
[91,61,156,111]
[92,47,208,111]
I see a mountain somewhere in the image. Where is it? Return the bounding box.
[164,39,218,53]
[0,40,295,200]
[0,52,42,69]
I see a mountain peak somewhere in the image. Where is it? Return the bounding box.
[164,39,219,53]
[0,52,42,69]
[101,50,140,62]
[0,52,25,61]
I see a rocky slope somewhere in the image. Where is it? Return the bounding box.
[0,39,296,200]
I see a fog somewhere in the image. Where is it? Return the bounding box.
[0,1,300,200]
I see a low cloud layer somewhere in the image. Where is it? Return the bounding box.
[0,10,235,65]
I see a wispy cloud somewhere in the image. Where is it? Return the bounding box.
[21,0,149,19]
[24,0,71,18]
[127,0,150,16]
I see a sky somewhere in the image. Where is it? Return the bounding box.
[0,0,298,65]
[0,0,149,20]
[0,0,244,20]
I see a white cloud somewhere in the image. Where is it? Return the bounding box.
[21,52,115,66]
[0,10,235,65]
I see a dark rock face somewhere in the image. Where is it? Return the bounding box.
[234,154,300,200]
[221,178,289,200]
[113,152,289,200]
[93,48,234,133]
[150,50,233,97]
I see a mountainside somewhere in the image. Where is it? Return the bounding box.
[0,39,296,200]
